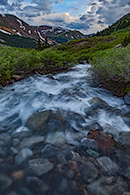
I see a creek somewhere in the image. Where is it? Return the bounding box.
[0,64,130,194]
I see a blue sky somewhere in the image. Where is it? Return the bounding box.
[0,0,130,34]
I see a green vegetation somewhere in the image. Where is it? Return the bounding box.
[121,33,130,47]
[91,44,130,94]
[0,47,76,84]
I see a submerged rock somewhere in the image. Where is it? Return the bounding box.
[41,144,59,158]
[81,138,98,151]
[0,174,13,193]
[89,97,111,110]
[15,148,33,165]
[26,110,52,132]
[28,158,54,176]
[87,176,128,195]
[80,161,98,183]
[87,129,116,155]
[19,135,44,149]
[97,156,119,176]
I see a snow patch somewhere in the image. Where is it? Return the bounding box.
[17,32,22,36]
[28,30,31,34]
[17,19,25,30]
[57,30,62,33]
[12,29,16,32]
[20,26,25,30]
[38,32,45,41]
[71,36,74,39]
[0,29,11,35]
[17,19,22,26]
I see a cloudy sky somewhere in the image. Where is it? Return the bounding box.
[0,0,130,34]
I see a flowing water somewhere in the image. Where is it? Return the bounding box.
[0,64,130,194]
[0,64,129,136]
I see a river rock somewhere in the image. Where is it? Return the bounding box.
[41,144,59,158]
[44,110,69,133]
[19,136,44,149]
[0,133,11,145]
[124,91,130,105]
[87,176,128,195]
[26,110,52,132]
[87,129,116,155]
[89,97,111,110]
[97,156,119,176]
[26,176,49,193]
[118,132,130,147]
[45,131,66,146]
[12,170,24,180]
[12,75,24,81]
[28,158,54,176]
[86,149,99,158]
[81,138,98,151]
[80,161,98,183]
[12,138,20,146]
[15,148,33,165]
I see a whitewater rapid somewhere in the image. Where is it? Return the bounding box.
[0,64,129,139]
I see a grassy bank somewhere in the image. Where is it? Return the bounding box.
[90,44,130,95]
[0,47,77,85]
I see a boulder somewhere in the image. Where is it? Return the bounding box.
[26,110,52,132]
[89,97,111,110]
[28,158,54,176]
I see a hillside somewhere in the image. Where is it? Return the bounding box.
[96,12,130,36]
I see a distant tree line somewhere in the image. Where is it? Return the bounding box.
[96,13,130,36]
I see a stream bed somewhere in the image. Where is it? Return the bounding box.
[0,64,130,194]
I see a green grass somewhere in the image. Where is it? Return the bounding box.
[0,47,77,84]
[90,44,130,94]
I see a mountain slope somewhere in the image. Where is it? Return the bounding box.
[0,14,56,47]
[96,12,130,36]
[0,14,86,47]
